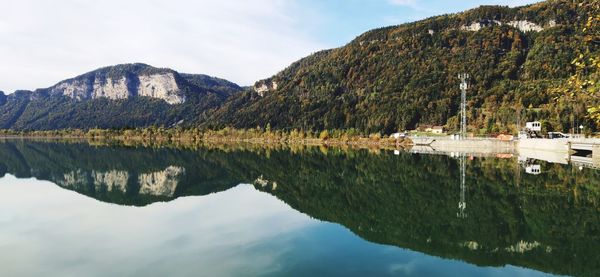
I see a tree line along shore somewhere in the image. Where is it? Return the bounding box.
[0,127,412,148]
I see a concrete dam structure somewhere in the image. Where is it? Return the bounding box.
[410,136,515,156]
[409,136,600,169]
[518,138,600,168]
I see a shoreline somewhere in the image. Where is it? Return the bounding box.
[0,134,413,150]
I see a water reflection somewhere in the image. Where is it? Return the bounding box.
[0,177,316,276]
[0,139,598,276]
[457,154,467,219]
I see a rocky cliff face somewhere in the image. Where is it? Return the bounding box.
[137,73,183,104]
[461,19,549,32]
[47,65,185,104]
[253,80,278,97]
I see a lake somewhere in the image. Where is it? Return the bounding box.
[0,139,598,276]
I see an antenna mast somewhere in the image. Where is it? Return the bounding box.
[458,73,469,140]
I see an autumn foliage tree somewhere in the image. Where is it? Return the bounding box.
[565,1,600,123]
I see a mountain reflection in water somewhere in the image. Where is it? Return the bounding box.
[0,139,598,277]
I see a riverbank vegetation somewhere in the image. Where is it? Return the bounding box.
[0,127,411,148]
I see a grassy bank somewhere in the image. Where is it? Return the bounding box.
[0,127,412,149]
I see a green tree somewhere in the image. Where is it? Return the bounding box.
[565,1,600,123]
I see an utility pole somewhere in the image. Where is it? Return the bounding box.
[458,73,469,140]
[516,98,522,135]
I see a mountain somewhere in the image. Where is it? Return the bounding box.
[0,63,242,130]
[0,1,596,133]
[206,0,599,134]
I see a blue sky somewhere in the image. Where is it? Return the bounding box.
[0,0,540,93]
[299,0,541,46]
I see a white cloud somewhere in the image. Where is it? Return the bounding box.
[0,0,326,93]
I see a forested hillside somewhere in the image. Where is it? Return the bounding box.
[208,0,599,135]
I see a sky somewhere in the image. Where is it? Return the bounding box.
[0,0,541,93]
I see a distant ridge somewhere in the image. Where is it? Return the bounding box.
[0,63,242,130]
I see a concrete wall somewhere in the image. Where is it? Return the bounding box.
[517,138,570,153]
[594,145,600,168]
[430,139,514,153]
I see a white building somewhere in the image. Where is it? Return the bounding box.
[390,132,406,139]
[525,121,542,132]
[430,126,445,134]
[525,164,541,175]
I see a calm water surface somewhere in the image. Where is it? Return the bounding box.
[0,140,598,276]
